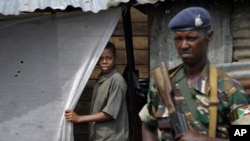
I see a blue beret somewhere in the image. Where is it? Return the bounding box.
[168,7,211,31]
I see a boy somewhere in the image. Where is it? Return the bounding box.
[65,42,129,141]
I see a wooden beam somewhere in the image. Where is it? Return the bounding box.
[110,36,148,50]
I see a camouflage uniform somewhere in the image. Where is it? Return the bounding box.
[139,62,250,141]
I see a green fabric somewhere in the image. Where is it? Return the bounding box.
[174,69,198,119]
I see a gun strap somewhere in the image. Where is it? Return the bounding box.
[174,71,198,118]
[208,63,218,137]
[169,64,183,79]
[173,68,208,135]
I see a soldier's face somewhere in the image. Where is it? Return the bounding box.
[98,48,116,73]
[173,29,212,66]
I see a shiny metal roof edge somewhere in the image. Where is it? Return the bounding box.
[0,0,130,15]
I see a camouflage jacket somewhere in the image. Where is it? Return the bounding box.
[139,62,250,141]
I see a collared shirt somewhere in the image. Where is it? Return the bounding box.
[89,67,129,141]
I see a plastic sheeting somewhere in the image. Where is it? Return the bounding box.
[0,0,129,15]
[0,7,121,141]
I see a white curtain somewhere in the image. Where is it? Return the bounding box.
[0,7,121,141]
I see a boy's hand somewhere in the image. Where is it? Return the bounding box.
[64,110,80,123]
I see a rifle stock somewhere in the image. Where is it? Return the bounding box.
[151,62,189,134]
[151,62,175,114]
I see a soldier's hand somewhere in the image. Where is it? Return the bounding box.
[174,123,206,141]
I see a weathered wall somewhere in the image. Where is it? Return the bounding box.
[231,3,250,62]
[230,2,250,95]
[149,2,233,69]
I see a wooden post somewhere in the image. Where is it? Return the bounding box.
[122,5,141,141]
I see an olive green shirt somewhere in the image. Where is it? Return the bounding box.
[90,68,129,141]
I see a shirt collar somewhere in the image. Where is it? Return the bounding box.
[97,67,117,83]
[192,62,210,95]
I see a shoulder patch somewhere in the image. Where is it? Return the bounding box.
[217,69,238,97]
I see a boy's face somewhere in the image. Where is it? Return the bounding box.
[98,48,116,73]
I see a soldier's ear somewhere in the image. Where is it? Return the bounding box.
[207,30,213,42]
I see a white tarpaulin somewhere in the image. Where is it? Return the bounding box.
[0,7,121,141]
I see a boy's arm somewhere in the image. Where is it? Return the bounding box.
[65,110,112,123]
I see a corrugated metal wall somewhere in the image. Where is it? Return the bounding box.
[231,4,250,62]
[230,3,250,95]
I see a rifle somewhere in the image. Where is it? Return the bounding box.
[151,62,189,135]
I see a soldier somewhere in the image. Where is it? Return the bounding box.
[139,7,250,141]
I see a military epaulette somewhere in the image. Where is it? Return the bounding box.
[216,68,238,98]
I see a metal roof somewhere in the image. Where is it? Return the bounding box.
[0,0,130,15]
[1,0,247,15]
